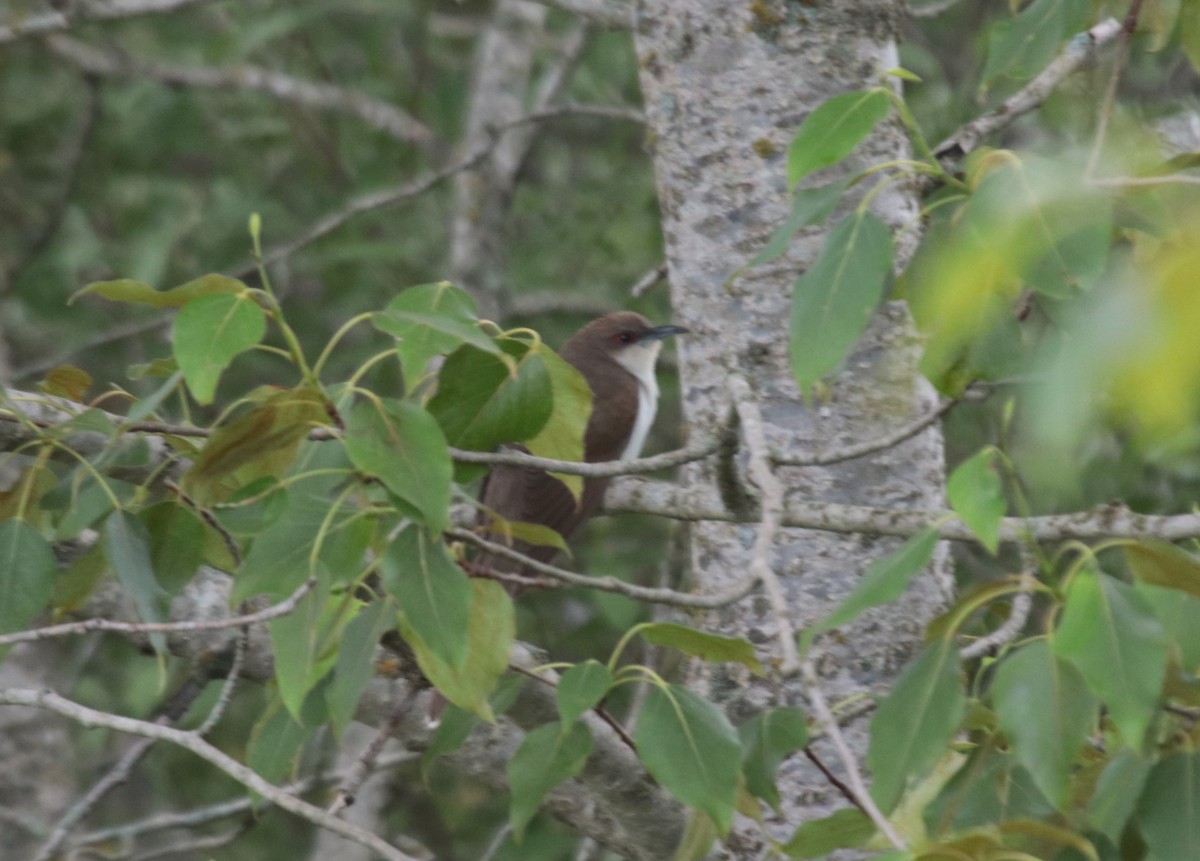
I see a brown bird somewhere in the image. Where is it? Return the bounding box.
[475,311,687,578]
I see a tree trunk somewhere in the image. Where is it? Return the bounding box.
[633,1,952,854]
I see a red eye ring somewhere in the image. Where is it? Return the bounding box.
[615,331,636,344]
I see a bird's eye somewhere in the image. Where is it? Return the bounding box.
[615,330,636,344]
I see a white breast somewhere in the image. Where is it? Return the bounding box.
[614,341,661,461]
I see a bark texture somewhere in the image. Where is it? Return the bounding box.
[633,1,952,854]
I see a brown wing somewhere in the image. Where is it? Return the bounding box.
[475,447,608,575]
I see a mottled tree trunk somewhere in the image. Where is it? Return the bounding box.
[633,1,952,855]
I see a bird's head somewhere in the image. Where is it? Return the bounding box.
[567,311,688,382]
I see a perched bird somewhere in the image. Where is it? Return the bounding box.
[475,311,687,578]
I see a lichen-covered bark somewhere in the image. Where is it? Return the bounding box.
[633,1,952,854]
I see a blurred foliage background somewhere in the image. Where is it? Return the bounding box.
[3,0,1200,857]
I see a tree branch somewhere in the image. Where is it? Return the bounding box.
[0,688,420,861]
[451,527,759,608]
[0,0,216,45]
[729,375,798,674]
[524,0,633,28]
[605,477,1200,543]
[44,35,438,149]
[933,17,1123,171]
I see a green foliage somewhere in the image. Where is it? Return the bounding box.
[786,89,891,188]
[738,707,808,810]
[508,721,594,841]
[789,210,894,398]
[946,447,1006,554]
[634,683,741,834]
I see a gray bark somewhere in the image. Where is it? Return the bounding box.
[633,1,952,855]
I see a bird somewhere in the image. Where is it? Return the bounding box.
[474,311,688,580]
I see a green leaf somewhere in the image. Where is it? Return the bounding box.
[234,493,327,601]
[372,282,500,388]
[247,698,308,783]
[71,273,247,308]
[184,385,328,506]
[801,528,939,652]
[750,179,851,267]
[139,502,206,595]
[267,575,331,724]
[423,704,478,778]
[1183,0,1200,73]
[981,0,1090,89]
[1053,569,1168,747]
[381,525,471,670]
[104,510,168,653]
[523,347,593,501]
[787,89,890,187]
[399,579,515,720]
[508,721,594,841]
[739,707,809,809]
[0,520,56,635]
[636,622,764,675]
[783,808,875,858]
[990,640,1097,808]
[789,211,894,397]
[634,683,741,834]
[345,399,452,534]
[426,339,553,451]
[866,640,964,812]
[172,292,266,405]
[327,598,395,732]
[1124,539,1200,600]
[556,660,613,728]
[946,447,1005,554]
[1136,753,1200,861]
[1138,582,1200,672]
[1088,749,1152,845]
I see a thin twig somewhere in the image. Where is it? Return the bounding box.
[0,0,216,45]
[1085,3,1142,178]
[0,688,421,861]
[772,398,958,467]
[522,0,632,29]
[45,35,438,149]
[31,681,204,861]
[729,375,798,675]
[68,750,419,850]
[629,262,668,298]
[933,17,1123,173]
[0,577,316,647]
[448,437,719,477]
[328,688,411,815]
[451,528,759,608]
[193,627,247,736]
[800,660,906,850]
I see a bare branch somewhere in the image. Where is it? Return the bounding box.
[31,682,204,861]
[524,0,633,28]
[629,262,668,298]
[0,577,316,647]
[605,477,1200,543]
[45,35,438,150]
[934,17,1123,170]
[771,398,959,467]
[68,750,420,851]
[0,688,422,861]
[328,689,411,815]
[448,437,720,477]
[728,375,798,674]
[451,528,759,608]
[800,660,906,850]
[0,0,216,45]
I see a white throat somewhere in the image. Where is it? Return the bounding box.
[613,341,661,461]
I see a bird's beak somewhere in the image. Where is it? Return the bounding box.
[642,324,689,341]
